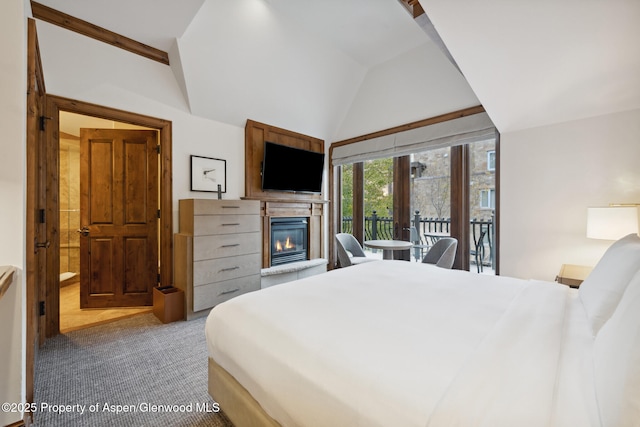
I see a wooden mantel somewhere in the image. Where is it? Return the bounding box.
[244,120,326,267]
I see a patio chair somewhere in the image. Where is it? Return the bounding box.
[335,233,377,267]
[422,237,458,269]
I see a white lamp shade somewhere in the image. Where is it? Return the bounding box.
[587,206,640,240]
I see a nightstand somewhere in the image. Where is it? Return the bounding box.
[556,264,593,288]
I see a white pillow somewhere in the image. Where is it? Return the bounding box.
[592,268,640,427]
[579,233,640,336]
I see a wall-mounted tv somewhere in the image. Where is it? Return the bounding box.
[261,141,325,194]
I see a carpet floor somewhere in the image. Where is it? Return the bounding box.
[34,313,234,427]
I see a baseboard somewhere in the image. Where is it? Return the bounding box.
[5,418,26,427]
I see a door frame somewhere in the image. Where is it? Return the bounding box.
[25,17,46,409]
[42,95,173,337]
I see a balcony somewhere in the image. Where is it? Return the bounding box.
[341,211,494,273]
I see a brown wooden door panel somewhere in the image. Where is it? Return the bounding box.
[123,236,154,294]
[80,129,158,308]
[88,238,115,295]
[89,139,115,223]
[124,138,155,223]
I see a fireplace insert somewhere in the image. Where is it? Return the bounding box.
[270,217,308,266]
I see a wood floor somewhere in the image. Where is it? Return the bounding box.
[60,279,151,333]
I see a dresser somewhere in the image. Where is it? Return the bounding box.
[174,199,261,320]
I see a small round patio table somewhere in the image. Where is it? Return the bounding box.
[364,240,413,260]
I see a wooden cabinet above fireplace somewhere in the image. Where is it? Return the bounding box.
[244,119,325,202]
[243,119,327,268]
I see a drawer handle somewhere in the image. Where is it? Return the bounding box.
[219,288,240,295]
[222,223,240,226]
[221,244,240,248]
[222,206,240,209]
[220,266,240,272]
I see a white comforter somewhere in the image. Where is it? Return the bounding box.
[205,260,598,427]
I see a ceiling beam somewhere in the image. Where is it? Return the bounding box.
[396,0,461,74]
[31,1,170,66]
[398,0,425,18]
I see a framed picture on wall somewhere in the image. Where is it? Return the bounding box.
[190,155,226,192]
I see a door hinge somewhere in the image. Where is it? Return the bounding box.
[38,209,46,223]
[157,273,161,283]
[39,116,52,131]
[156,145,161,154]
[39,301,45,316]
[157,209,161,219]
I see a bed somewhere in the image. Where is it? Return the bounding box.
[205,234,640,427]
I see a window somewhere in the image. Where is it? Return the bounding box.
[411,147,451,220]
[480,189,495,209]
[340,163,354,234]
[333,109,498,273]
[487,150,496,171]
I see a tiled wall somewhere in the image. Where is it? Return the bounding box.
[59,138,80,275]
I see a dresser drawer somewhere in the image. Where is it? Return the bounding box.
[188,199,259,215]
[193,253,262,286]
[193,232,260,261]
[193,275,260,312]
[192,214,260,236]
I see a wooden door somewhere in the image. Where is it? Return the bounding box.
[26,17,47,408]
[79,129,159,308]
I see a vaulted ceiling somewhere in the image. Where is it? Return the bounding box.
[33,0,640,141]
[421,0,640,133]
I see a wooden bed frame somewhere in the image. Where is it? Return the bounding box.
[208,358,281,427]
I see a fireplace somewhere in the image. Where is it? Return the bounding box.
[270,217,308,266]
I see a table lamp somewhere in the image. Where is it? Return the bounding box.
[586,206,640,240]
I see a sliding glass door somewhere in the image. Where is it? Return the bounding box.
[332,108,498,273]
[468,138,496,273]
[340,158,395,259]
[338,137,497,273]
[409,146,452,262]
[409,140,495,273]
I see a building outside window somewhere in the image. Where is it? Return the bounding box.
[480,189,495,209]
[487,150,496,171]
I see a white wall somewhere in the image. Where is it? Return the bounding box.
[500,108,640,281]
[334,42,479,141]
[0,272,22,426]
[0,0,27,423]
[0,2,26,264]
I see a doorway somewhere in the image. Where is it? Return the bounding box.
[58,112,158,332]
[42,95,173,338]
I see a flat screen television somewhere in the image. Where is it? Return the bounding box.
[261,141,325,193]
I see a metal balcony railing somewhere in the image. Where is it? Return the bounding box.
[341,210,495,271]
